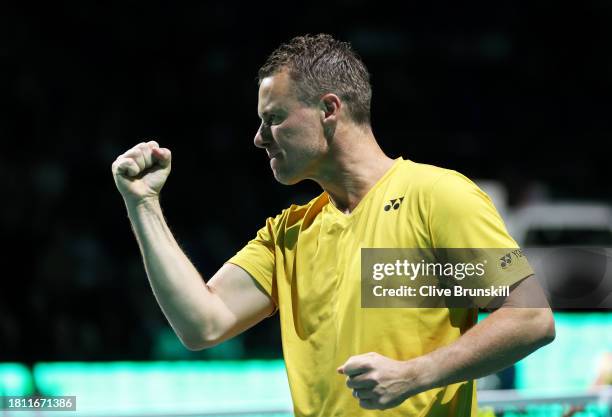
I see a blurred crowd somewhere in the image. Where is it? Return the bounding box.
[1,2,611,362]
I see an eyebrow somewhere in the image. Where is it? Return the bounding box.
[259,109,281,120]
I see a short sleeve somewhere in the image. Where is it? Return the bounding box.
[428,171,517,249]
[226,215,279,306]
[427,172,534,306]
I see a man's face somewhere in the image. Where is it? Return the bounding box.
[254,70,326,185]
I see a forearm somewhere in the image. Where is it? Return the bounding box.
[126,197,221,349]
[415,307,555,391]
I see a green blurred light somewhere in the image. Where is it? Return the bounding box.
[33,360,292,415]
[515,312,612,390]
[478,312,612,390]
[0,363,32,395]
[0,312,609,415]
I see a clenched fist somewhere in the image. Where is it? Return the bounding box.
[338,352,427,410]
[111,141,172,205]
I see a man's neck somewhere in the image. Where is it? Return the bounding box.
[313,128,396,214]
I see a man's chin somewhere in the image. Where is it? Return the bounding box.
[272,169,302,186]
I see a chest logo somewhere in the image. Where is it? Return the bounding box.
[384,197,404,211]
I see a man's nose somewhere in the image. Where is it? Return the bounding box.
[254,124,271,148]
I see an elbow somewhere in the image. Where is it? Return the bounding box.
[173,310,232,351]
[171,310,231,351]
[177,323,227,351]
[179,332,223,351]
[182,340,216,352]
[535,308,556,348]
[180,338,204,351]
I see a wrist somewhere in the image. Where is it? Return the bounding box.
[125,195,161,214]
[401,354,439,396]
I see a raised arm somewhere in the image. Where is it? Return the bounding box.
[112,141,274,350]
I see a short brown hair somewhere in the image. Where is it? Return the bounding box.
[258,34,372,126]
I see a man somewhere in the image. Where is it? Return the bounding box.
[112,34,555,416]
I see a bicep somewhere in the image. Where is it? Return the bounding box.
[206,263,275,342]
[484,274,556,346]
[500,274,550,308]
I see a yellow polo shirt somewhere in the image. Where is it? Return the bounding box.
[227,157,531,417]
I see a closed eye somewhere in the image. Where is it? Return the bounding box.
[264,116,279,127]
[260,110,285,127]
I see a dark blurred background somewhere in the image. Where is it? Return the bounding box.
[1,1,611,362]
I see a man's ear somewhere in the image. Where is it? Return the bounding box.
[320,93,341,121]
[320,94,340,140]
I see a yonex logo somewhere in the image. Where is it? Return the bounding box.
[500,254,513,268]
[384,197,404,211]
[500,249,524,268]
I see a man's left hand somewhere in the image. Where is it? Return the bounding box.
[337,352,427,410]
